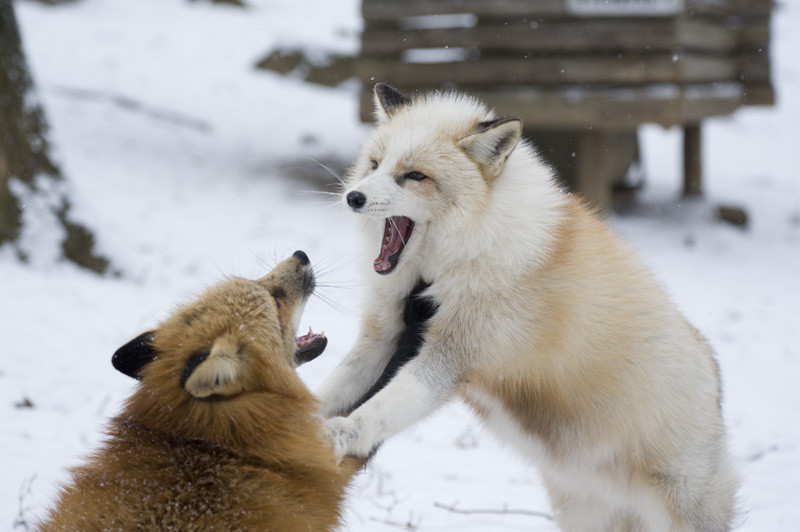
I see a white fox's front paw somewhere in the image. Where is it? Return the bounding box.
[323,416,366,463]
[315,389,355,419]
[319,402,347,420]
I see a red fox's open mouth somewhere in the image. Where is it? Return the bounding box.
[374,216,414,274]
[294,328,327,365]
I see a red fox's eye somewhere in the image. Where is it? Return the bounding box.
[403,171,428,181]
[270,287,284,309]
[370,159,379,170]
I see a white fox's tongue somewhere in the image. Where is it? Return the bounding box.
[374,216,414,274]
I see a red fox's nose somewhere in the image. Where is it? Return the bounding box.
[346,191,367,210]
[292,250,309,266]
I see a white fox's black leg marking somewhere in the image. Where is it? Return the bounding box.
[350,280,437,412]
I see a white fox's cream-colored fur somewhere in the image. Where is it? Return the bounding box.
[318,85,738,531]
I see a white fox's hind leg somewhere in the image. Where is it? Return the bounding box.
[544,468,701,532]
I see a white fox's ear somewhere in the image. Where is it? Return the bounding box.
[181,336,245,399]
[458,117,522,180]
[374,83,411,122]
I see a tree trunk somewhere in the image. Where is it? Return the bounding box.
[0,0,108,272]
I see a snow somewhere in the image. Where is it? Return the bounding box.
[3,0,798,529]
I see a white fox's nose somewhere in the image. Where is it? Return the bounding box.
[346,191,367,210]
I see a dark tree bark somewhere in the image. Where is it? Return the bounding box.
[0,0,108,272]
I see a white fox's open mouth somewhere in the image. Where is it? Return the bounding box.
[374,216,414,274]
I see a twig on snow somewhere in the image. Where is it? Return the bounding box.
[13,474,37,530]
[434,501,553,521]
[369,514,421,531]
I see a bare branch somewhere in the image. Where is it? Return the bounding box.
[434,501,553,521]
[13,474,37,530]
[369,515,421,531]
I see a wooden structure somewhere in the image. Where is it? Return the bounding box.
[357,0,774,210]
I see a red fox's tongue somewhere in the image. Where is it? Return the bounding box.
[294,328,327,366]
[374,216,414,274]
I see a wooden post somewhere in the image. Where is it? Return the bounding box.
[683,123,703,197]
[575,130,614,214]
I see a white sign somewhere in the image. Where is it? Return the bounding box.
[567,0,685,17]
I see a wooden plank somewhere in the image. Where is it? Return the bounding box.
[362,18,735,56]
[677,18,736,51]
[738,51,771,83]
[362,0,568,22]
[681,83,746,120]
[362,0,772,20]
[731,17,771,48]
[358,83,744,128]
[742,84,775,106]
[689,0,773,17]
[362,0,772,22]
[357,54,736,87]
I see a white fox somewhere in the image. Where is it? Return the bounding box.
[317,84,738,531]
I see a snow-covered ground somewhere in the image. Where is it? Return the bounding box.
[2,0,798,529]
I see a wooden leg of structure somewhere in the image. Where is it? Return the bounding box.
[683,123,703,197]
[575,130,614,214]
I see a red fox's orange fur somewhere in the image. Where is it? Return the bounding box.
[39,252,363,531]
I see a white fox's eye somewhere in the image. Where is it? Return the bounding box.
[370,159,379,170]
[403,171,428,181]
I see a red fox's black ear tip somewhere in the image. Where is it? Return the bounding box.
[112,331,157,380]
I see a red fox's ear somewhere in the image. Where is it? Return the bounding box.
[181,335,245,399]
[374,83,411,122]
[112,331,157,380]
[458,117,522,181]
